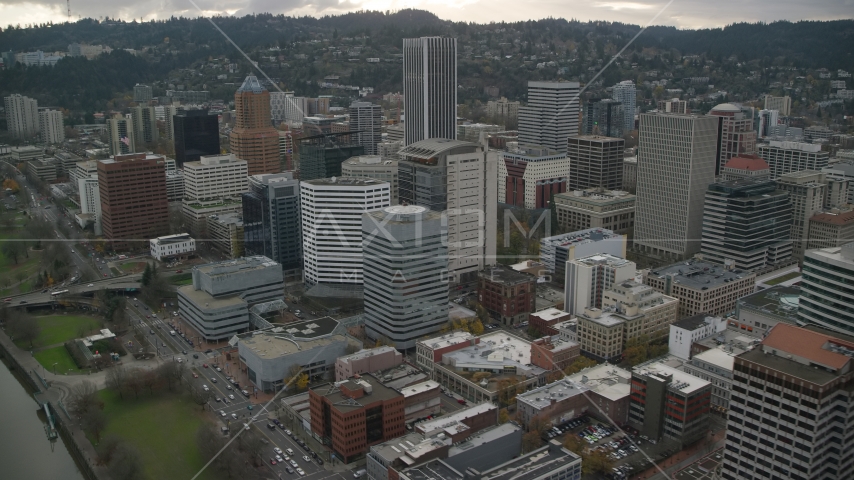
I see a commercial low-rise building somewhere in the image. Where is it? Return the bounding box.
[309,374,405,464]
[149,233,195,261]
[668,314,727,360]
[237,317,360,392]
[516,364,632,427]
[207,213,243,259]
[177,256,284,340]
[402,380,441,423]
[181,198,242,238]
[433,331,548,404]
[682,347,736,412]
[477,265,537,325]
[27,157,59,181]
[644,260,756,318]
[553,188,635,235]
[334,346,402,381]
[577,281,679,362]
[528,308,573,336]
[629,361,711,446]
[807,208,854,250]
[414,403,499,442]
[731,286,800,335]
[540,228,626,282]
[530,336,580,371]
[415,331,475,373]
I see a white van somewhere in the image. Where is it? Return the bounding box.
[169,330,176,336]
[354,469,367,478]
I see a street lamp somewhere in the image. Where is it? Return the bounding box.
[52,362,58,375]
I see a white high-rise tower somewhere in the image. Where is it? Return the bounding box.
[4,94,39,139]
[517,81,580,153]
[634,113,720,259]
[403,37,457,146]
[611,80,637,133]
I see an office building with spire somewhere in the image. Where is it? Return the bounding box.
[403,37,457,146]
[229,76,280,175]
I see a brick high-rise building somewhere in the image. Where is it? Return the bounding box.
[477,264,536,326]
[98,154,169,251]
[309,374,405,464]
[229,76,280,175]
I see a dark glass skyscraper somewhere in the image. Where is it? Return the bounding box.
[174,109,220,166]
[242,173,302,272]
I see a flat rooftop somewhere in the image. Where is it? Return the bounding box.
[574,253,632,268]
[648,260,754,290]
[695,328,761,354]
[338,345,397,363]
[401,380,440,398]
[566,363,632,402]
[530,308,570,322]
[761,323,854,372]
[542,228,621,248]
[737,286,800,323]
[690,347,736,372]
[448,423,521,457]
[419,331,475,350]
[311,374,402,413]
[302,176,388,186]
[634,362,710,395]
[673,449,724,480]
[517,378,587,409]
[271,316,339,339]
[239,331,349,359]
[416,403,496,436]
[673,314,716,332]
[196,256,279,277]
[479,264,536,286]
[481,441,581,480]
[178,284,245,309]
[555,188,635,205]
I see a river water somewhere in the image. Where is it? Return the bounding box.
[0,359,86,480]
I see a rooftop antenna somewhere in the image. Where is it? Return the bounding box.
[67,0,70,20]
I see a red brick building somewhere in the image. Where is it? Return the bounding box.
[529,308,573,336]
[477,265,537,325]
[531,337,580,371]
[309,374,405,463]
[97,153,169,252]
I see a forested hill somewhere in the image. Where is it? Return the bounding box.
[0,11,852,117]
[2,12,852,70]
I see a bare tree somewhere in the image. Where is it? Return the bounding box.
[142,369,159,395]
[68,380,101,417]
[82,408,108,443]
[190,385,212,410]
[107,442,145,480]
[156,361,185,392]
[105,366,129,399]
[6,312,40,348]
[125,369,144,398]
[238,428,266,467]
[95,434,122,465]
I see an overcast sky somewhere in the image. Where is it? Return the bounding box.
[1,0,852,31]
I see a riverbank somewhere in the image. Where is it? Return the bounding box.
[0,327,109,479]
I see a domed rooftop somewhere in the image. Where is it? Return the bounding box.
[711,103,741,113]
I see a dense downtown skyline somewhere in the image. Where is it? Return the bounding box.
[1,0,852,29]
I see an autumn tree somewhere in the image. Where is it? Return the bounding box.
[563,356,598,376]
[521,431,543,453]
[498,408,510,424]
[82,408,108,443]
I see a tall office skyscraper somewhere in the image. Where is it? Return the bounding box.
[98,153,169,251]
[634,113,720,259]
[708,103,756,175]
[567,135,625,191]
[174,109,220,165]
[106,116,135,155]
[398,139,498,284]
[242,173,302,272]
[798,242,854,334]
[776,171,831,260]
[759,141,829,180]
[763,95,791,116]
[363,205,449,348]
[757,109,779,138]
[300,177,391,294]
[163,105,178,141]
[130,105,158,146]
[582,98,623,138]
[349,101,382,155]
[4,94,39,139]
[229,76,280,175]
[403,37,457,146]
[699,178,792,270]
[611,81,637,133]
[38,109,64,144]
[518,81,580,153]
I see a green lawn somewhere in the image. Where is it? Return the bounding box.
[0,249,42,295]
[169,273,193,286]
[765,271,801,285]
[24,314,103,348]
[120,261,148,273]
[34,345,81,373]
[95,389,224,480]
